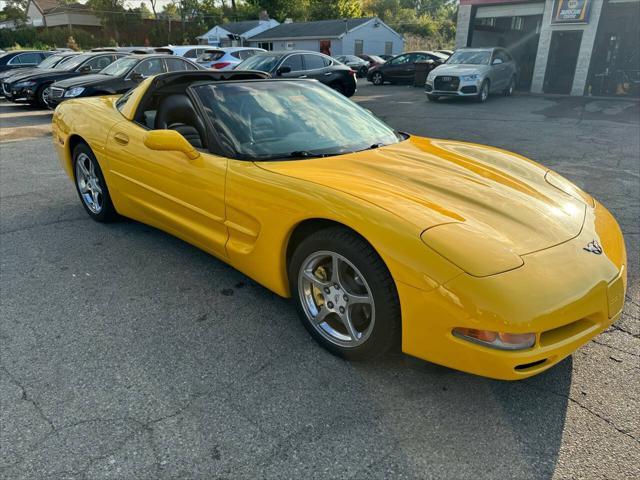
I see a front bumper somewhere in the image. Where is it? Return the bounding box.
[3,84,36,102]
[399,200,627,380]
[425,76,482,97]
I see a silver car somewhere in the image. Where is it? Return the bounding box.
[425,47,518,102]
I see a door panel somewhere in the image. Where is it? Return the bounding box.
[106,121,228,256]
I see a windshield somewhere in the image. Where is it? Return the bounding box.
[192,81,400,160]
[37,55,63,69]
[235,54,280,73]
[198,50,224,62]
[100,57,137,76]
[446,50,491,65]
[59,54,93,71]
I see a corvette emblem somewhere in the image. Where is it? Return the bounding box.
[583,240,603,255]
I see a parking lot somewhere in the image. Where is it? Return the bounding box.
[1,82,638,479]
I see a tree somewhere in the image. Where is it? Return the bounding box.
[0,0,28,23]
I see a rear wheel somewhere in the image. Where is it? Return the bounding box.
[289,226,400,360]
[330,82,345,95]
[73,143,118,222]
[371,72,384,86]
[504,76,516,96]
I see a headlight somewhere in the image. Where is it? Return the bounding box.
[14,80,36,88]
[453,328,536,350]
[64,87,85,98]
[461,74,480,81]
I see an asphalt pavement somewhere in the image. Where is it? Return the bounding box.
[1,85,638,479]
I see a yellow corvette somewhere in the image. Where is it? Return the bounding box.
[52,71,627,380]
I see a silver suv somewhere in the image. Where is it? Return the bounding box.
[425,47,518,102]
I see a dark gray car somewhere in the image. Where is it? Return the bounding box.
[425,47,518,102]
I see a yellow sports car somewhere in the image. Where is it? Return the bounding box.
[52,71,627,380]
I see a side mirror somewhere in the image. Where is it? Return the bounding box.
[130,72,144,82]
[79,65,92,73]
[276,65,291,76]
[143,130,200,160]
[492,58,503,65]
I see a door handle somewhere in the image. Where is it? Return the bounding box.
[114,132,129,145]
[298,75,308,78]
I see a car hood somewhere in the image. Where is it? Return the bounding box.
[0,67,39,80]
[257,137,587,256]
[432,64,490,76]
[53,74,112,88]
[5,68,73,83]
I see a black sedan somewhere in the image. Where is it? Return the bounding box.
[235,50,357,97]
[47,54,201,108]
[0,50,53,73]
[0,52,79,95]
[3,52,124,107]
[335,55,369,77]
[366,51,449,85]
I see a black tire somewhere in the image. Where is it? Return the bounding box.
[371,71,384,86]
[427,94,439,102]
[358,66,368,78]
[72,143,118,222]
[330,82,345,95]
[476,80,490,103]
[35,83,52,108]
[504,76,516,96]
[289,226,401,360]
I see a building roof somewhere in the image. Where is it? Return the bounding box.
[250,17,373,40]
[219,20,263,35]
[31,0,89,14]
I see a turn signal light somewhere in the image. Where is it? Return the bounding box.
[212,62,231,70]
[453,328,535,350]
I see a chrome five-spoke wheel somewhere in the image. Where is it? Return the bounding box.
[75,152,103,214]
[298,250,375,347]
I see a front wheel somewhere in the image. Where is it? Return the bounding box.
[73,143,118,222]
[476,80,490,103]
[427,94,439,102]
[289,227,400,360]
[371,72,384,86]
[36,84,52,108]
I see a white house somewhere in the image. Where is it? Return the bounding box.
[247,17,404,56]
[197,19,280,47]
[25,0,101,29]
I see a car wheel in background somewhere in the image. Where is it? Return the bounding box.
[504,76,516,96]
[330,82,345,95]
[289,226,401,360]
[371,72,384,86]
[73,143,118,222]
[427,94,439,102]
[476,80,490,103]
[36,84,52,108]
[358,66,368,78]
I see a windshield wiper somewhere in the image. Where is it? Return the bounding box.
[287,150,331,159]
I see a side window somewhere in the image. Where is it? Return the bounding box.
[133,58,164,77]
[86,55,113,71]
[184,60,198,71]
[281,54,303,72]
[184,49,197,58]
[14,53,42,65]
[413,53,429,62]
[165,57,188,71]
[390,54,410,65]
[304,54,325,70]
[502,50,513,62]
[231,51,242,59]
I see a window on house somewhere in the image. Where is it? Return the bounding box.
[385,42,393,56]
[257,42,273,51]
[354,40,363,55]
